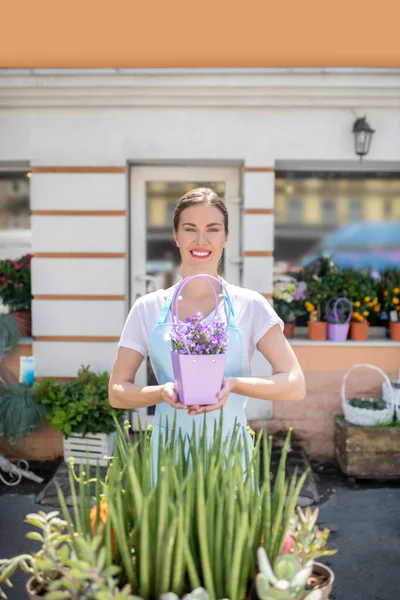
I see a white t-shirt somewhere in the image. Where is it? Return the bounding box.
[118,282,284,378]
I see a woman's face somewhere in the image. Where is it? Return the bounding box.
[174,203,228,272]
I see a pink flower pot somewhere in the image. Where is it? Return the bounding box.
[170,274,231,406]
[171,350,226,405]
[327,322,350,341]
[326,297,353,342]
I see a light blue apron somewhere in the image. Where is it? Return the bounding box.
[148,279,253,482]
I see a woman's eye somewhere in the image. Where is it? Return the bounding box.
[184,228,196,232]
[208,228,219,233]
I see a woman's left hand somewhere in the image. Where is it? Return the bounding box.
[187,377,236,416]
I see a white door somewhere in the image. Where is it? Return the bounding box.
[129,166,241,429]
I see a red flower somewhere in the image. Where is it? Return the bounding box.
[282,532,295,554]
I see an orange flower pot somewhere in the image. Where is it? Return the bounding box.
[307,321,327,341]
[283,323,296,339]
[390,322,400,341]
[349,321,369,341]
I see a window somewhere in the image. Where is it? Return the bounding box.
[322,199,337,224]
[287,198,303,222]
[274,171,400,273]
[349,200,363,222]
[0,172,31,260]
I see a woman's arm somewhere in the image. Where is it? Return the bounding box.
[230,324,306,402]
[108,347,164,409]
[108,346,186,411]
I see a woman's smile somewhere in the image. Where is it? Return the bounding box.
[190,248,212,259]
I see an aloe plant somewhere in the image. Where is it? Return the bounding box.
[55,415,308,600]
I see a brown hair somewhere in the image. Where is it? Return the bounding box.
[172,187,229,233]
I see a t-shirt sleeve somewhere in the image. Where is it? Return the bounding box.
[118,298,148,358]
[251,292,284,347]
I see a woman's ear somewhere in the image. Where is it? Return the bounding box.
[173,230,179,248]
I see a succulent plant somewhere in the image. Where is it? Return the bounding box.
[289,506,338,565]
[255,547,321,600]
[0,510,71,599]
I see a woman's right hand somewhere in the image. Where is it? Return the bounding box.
[162,382,187,410]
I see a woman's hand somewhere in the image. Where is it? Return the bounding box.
[162,382,187,410]
[187,377,236,416]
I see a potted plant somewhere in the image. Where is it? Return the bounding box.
[341,364,395,427]
[287,506,337,600]
[33,365,124,465]
[272,278,306,339]
[0,254,33,337]
[0,510,137,599]
[324,297,353,342]
[343,268,378,341]
[0,510,70,598]
[302,277,330,341]
[170,274,230,405]
[54,416,310,600]
[378,268,400,341]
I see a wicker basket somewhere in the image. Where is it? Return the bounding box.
[342,363,395,427]
[382,370,400,422]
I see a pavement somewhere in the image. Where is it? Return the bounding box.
[1,450,400,600]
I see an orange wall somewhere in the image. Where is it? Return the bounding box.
[249,345,400,459]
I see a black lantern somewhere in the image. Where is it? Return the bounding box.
[352,116,375,161]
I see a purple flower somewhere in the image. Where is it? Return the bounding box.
[293,281,307,301]
[170,312,228,355]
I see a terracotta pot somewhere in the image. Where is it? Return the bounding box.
[307,321,327,341]
[11,310,32,337]
[303,562,335,600]
[389,322,400,342]
[349,321,369,341]
[283,323,296,339]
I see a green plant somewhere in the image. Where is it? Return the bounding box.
[0,314,19,358]
[288,506,338,565]
[378,268,400,319]
[0,380,46,442]
[341,268,378,323]
[56,417,309,600]
[0,254,33,312]
[272,279,305,324]
[255,547,319,600]
[347,397,387,411]
[0,510,70,599]
[45,534,141,600]
[33,365,124,436]
[303,276,331,322]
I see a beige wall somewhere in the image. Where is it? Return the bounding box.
[249,344,400,459]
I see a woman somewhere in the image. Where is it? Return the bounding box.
[109,188,306,470]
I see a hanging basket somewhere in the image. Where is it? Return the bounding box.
[342,363,395,426]
[170,274,231,406]
[325,297,352,342]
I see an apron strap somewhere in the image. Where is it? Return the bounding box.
[157,278,236,326]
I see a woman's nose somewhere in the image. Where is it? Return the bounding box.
[196,230,207,244]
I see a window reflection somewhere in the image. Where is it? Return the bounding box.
[274,171,400,274]
[0,172,31,259]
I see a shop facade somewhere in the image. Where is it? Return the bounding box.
[1,68,399,457]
